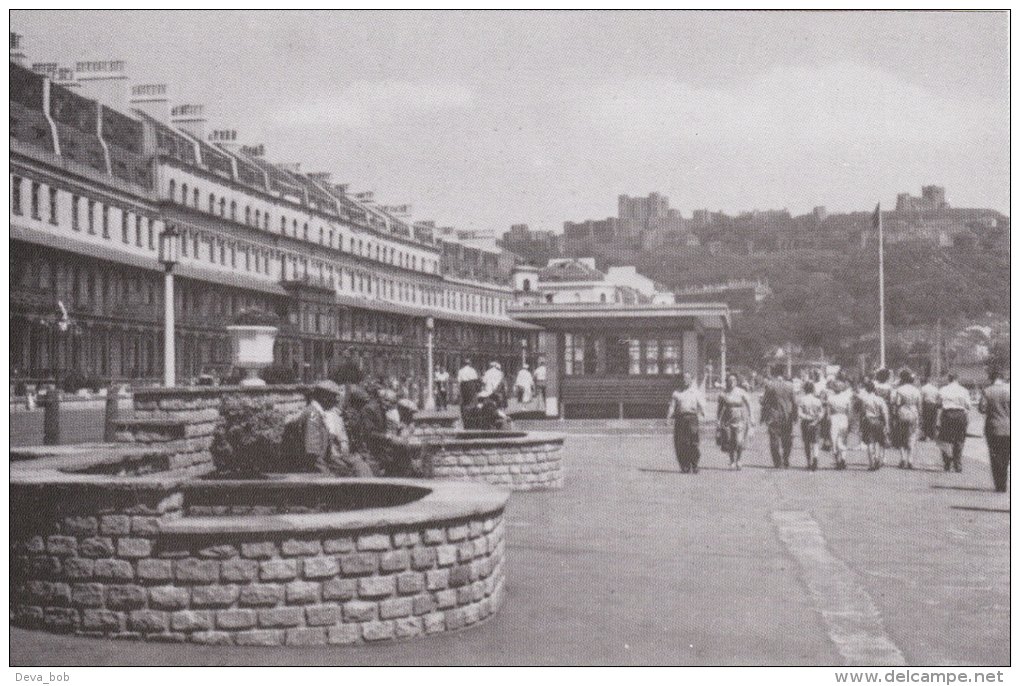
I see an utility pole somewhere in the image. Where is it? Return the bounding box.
[933,318,943,379]
[877,203,887,370]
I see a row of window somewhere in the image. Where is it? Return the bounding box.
[166,176,439,274]
[12,251,524,352]
[12,175,158,250]
[12,174,510,318]
[563,335,684,376]
[174,223,509,316]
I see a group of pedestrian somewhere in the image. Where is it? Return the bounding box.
[440,358,547,409]
[670,366,1009,491]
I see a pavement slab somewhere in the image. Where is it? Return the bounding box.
[9,419,1008,665]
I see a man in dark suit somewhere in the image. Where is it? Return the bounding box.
[979,368,1010,493]
[760,367,796,468]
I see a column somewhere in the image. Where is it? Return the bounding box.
[682,330,699,382]
[539,330,559,418]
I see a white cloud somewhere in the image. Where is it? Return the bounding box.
[278,80,474,128]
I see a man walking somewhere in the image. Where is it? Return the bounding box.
[760,367,796,468]
[667,372,705,474]
[534,359,548,406]
[979,369,1010,492]
[919,376,940,441]
[433,365,450,410]
[937,373,971,473]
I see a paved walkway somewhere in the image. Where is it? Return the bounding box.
[10,422,1009,665]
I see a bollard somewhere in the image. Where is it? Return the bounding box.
[42,387,61,446]
[103,384,119,442]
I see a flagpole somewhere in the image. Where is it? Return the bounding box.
[877,203,886,369]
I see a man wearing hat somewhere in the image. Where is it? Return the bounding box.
[283,380,372,477]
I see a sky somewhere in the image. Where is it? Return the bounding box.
[11,10,1010,234]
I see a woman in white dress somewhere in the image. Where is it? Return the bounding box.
[825,379,853,470]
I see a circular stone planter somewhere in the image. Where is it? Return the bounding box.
[10,462,509,646]
[424,430,565,491]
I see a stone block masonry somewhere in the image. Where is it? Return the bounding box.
[10,472,508,647]
[427,431,565,491]
[112,386,310,476]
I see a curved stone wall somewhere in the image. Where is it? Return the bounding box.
[11,464,508,646]
[426,431,565,491]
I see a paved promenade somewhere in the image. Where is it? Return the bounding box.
[10,421,1008,665]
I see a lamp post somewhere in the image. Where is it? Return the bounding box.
[158,224,180,387]
[424,316,436,411]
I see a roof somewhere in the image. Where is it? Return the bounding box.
[538,260,604,282]
[336,293,539,330]
[509,301,730,330]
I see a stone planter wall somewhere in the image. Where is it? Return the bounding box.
[426,431,565,491]
[10,470,508,646]
[113,386,309,476]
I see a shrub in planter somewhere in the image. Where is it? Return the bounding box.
[210,395,286,476]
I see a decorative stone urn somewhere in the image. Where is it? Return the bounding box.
[226,324,278,386]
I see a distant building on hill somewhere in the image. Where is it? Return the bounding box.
[499,223,561,266]
[896,185,949,213]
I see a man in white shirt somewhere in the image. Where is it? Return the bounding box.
[433,366,450,410]
[667,373,706,474]
[937,373,971,473]
[534,360,548,405]
[514,364,535,404]
[457,358,479,406]
[482,361,505,400]
[919,377,940,441]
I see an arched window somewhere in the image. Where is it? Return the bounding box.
[599,293,607,303]
[208,193,215,213]
[263,213,269,230]
[245,206,251,224]
[523,279,531,292]
[193,188,199,207]
[255,209,261,227]
[219,198,226,217]
[181,183,188,205]
[230,201,236,221]
[280,216,287,234]
[168,179,176,202]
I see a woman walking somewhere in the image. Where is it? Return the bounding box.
[825,378,853,470]
[891,370,922,469]
[667,372,705,474]
[858,380,890,470]
[797,381,825,470]
[717,373,753,470]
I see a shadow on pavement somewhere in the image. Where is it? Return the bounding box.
[932,485,995,493]
[949,505,1009,514]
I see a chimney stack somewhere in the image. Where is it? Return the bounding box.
[130,83,171,123]
[307,172,333,184]
[171,103,206,140]
[10,32,26,66]
[75,60,129,111]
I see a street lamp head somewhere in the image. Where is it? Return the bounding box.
[426,316,434,331]
[159,224,180,268]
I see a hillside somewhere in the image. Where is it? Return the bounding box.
[638,241,1010,368]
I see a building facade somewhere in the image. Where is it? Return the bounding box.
[10,51,535,390]
[510,302,730,419]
